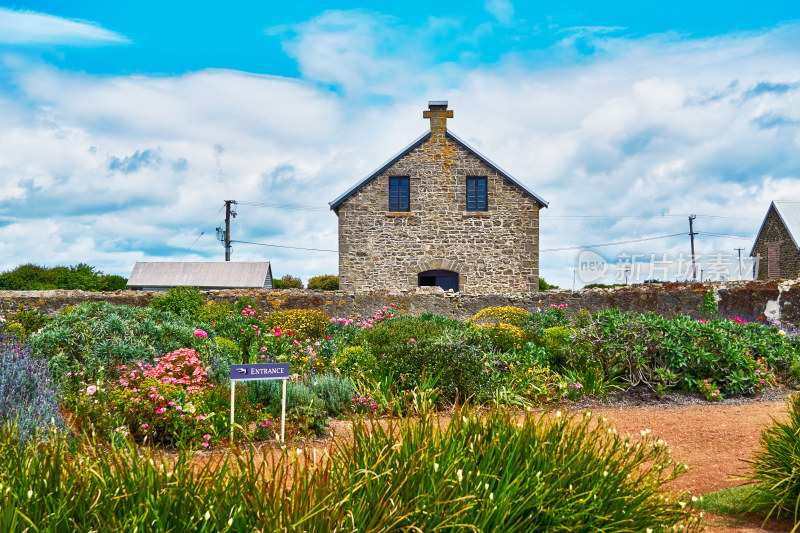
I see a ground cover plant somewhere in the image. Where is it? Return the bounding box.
[0,409,702,532]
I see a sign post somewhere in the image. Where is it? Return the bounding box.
[229,363,291,443]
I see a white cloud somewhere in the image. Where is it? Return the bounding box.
[1,15,799,290]
[0,8,129,46]
[484,0,514,25]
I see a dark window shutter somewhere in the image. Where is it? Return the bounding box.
[389,177,410,212]
[466,177,487,211]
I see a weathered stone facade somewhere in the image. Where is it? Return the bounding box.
[752,203,800,280]
[332,102,546,294]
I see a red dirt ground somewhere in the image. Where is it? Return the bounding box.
[591,401,794,532]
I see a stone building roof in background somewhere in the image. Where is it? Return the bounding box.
[127,261,272,290]
[751,201,800,255]
[328,129,549,211]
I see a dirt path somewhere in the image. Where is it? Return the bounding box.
[591,401,793,532]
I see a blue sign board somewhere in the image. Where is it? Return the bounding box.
[229,363,290,381]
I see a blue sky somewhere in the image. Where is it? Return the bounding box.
[1,1,799,288]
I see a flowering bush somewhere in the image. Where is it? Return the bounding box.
[330,307,396,330]
[351,395,378,413]
[469,306,530,327]
[264,309,330,339]
[697,379,723,401]
[0,334,64,443]
[70,348,218,447]
[335,346,378,377]
[475,322,526,352]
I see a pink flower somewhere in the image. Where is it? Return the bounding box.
[409,338,415,343]
[194,329,208,338]
[325,335,331,340]
[175,405,182,411]
[293,339,301,346]
[141,423,148,428]
[86,385,97,396]
[202,442,209,448]
[261,347,267,352]
[203,434,211,440]
[211,322,216,326]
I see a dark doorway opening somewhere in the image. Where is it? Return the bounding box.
[418,270,459,292]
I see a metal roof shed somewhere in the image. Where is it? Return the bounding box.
[127,261,273,291]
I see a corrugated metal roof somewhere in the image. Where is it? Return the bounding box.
[329,129,548,210]
[127,261,272,289]
[751,201,800,256]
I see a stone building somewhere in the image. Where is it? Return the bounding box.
[329,101,548,294]
[751,201,800,280]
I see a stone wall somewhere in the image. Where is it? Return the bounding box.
[3,279,800,324]
[335,105,541,294]
[752,204,800,280]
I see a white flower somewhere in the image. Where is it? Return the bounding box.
[678,501,686,509]
[204,511,211,520]
[434,463,439,472]
[555,410,562,418]
[457,469,463,482]
[603,471,608,477]
[489,492,494,501]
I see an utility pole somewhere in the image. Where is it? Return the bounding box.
[689,215,697,281]
[216,200,237,261]
[735,247,744,280]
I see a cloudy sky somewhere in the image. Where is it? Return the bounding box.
[0,1,799,288]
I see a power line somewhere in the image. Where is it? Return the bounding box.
[236,201,329,212]
[232,240,337,253]
[542,213,759,221]
[698,231,753,239]
[540,233,687,253]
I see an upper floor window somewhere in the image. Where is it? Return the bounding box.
[466,176,487,211]
[389,176,410,211]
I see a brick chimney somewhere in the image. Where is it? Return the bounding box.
[423,101,453,135]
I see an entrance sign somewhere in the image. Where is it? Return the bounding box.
[229,364,290,443]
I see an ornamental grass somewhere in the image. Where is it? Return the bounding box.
[0,408,700,532]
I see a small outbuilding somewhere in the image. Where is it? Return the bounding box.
[127,261,273,291]
[751,201,800,280]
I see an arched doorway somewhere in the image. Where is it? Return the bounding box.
[418,270,459,292]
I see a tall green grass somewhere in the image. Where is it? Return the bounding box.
[0,409,701,532]
[744,394,800,529]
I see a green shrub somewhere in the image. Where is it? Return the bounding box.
[744,394,800,525]
[29,302,201,384]
[700,287,718,318]
[273,274,303,289]
[538,277,558,290]
[541,326,573,359]
[307,375,354,416]
[213,337,240,360]
[335,346,378,376]
[191,301,234,324]
[469,306,531,327]
[379,339,491,403]
[307,275,339,291]
[0,263,127,291]
[4,323,26,342]
[476,322,526,352]
[356,316,447,355]
[263,309,330,340]
[148,286,204,317]
[5,307,50,338]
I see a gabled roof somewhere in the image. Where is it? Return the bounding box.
[751,201,800,256]
[329,129,549,210]
[127,261,273,290]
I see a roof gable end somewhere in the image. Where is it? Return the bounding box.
[329,130,548,211]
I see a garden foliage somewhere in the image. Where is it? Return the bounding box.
[0,335,64,444]
[307,274,339,291]
[0,409,702,532]
[745,394,800,526]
